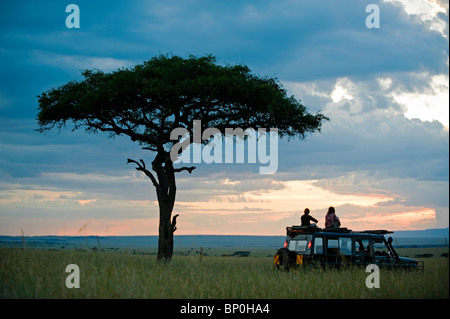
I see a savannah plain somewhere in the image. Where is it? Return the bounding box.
[0,246,448,299]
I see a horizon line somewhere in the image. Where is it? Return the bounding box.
[2,227,448,238]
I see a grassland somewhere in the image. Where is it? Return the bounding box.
[0,247,448,299]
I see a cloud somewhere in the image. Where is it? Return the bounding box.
[0,0,448,235]
[327,203,438,231]
[120,0,449,81]
[30,51,135,73]
[281,72,449,182]
[384,0,449,37]
[0,216,159,236]
[389,73,449,127]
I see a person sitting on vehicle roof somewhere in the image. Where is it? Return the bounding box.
[325,206,341,228]
[301,208,319,226]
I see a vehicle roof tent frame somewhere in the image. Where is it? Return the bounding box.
[286,226,394,237]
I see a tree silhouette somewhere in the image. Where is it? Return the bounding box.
[37,54,328,262]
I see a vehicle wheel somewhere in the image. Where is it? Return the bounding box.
[276,248,292,272]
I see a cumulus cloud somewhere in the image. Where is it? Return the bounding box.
[0,0,448,235]
[111,0,449,81]
[384,0,449,37]
[281,72,449,180]
[31,52,135,73]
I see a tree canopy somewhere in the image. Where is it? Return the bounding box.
[36,54,328,261]
[37,54,327,150]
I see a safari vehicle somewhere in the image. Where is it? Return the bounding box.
[274,226,424,271]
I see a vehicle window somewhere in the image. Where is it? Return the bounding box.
[355,239,370,254]
[339,237,352,255]
[288,239,308,252]
[326,237,339,255]
[314,237,323,254]
[373,238,389,256]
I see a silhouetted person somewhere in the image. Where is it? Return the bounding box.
[325,206,341,228]
[301,208,318,226]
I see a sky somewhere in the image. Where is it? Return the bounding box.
[0,0,448,236]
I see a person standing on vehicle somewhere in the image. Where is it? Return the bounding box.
[325,206,341,228]
[301,208,319,226]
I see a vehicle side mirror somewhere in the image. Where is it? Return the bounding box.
[388,237,393,244]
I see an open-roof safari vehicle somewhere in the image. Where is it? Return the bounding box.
[274,226,424,271]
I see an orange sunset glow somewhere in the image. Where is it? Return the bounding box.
[0,0,448,237]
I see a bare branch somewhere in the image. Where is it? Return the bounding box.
[139,159,146,169]
[171,214,179,233]
[173,166,196,174]
[126,158,159,188]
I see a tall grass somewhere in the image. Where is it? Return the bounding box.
[0,248,448,298]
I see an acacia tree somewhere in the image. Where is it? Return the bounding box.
[37,54,328,262]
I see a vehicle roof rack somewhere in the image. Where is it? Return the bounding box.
[286,226,353,236]
[321,227,352,233]
[285,226,393,237]
[358,230,393,234]
[286,226,321,235]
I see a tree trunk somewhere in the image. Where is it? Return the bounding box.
[127,149,194,263]
[152,150,177,263]
[157,204,179,262]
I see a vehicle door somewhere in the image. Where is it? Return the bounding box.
[372,237,397,267]
[311,235,324,265]
[322,236,353,267]
[338,237,353,265]
[354,237,372,266]
[287,235,312,266]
